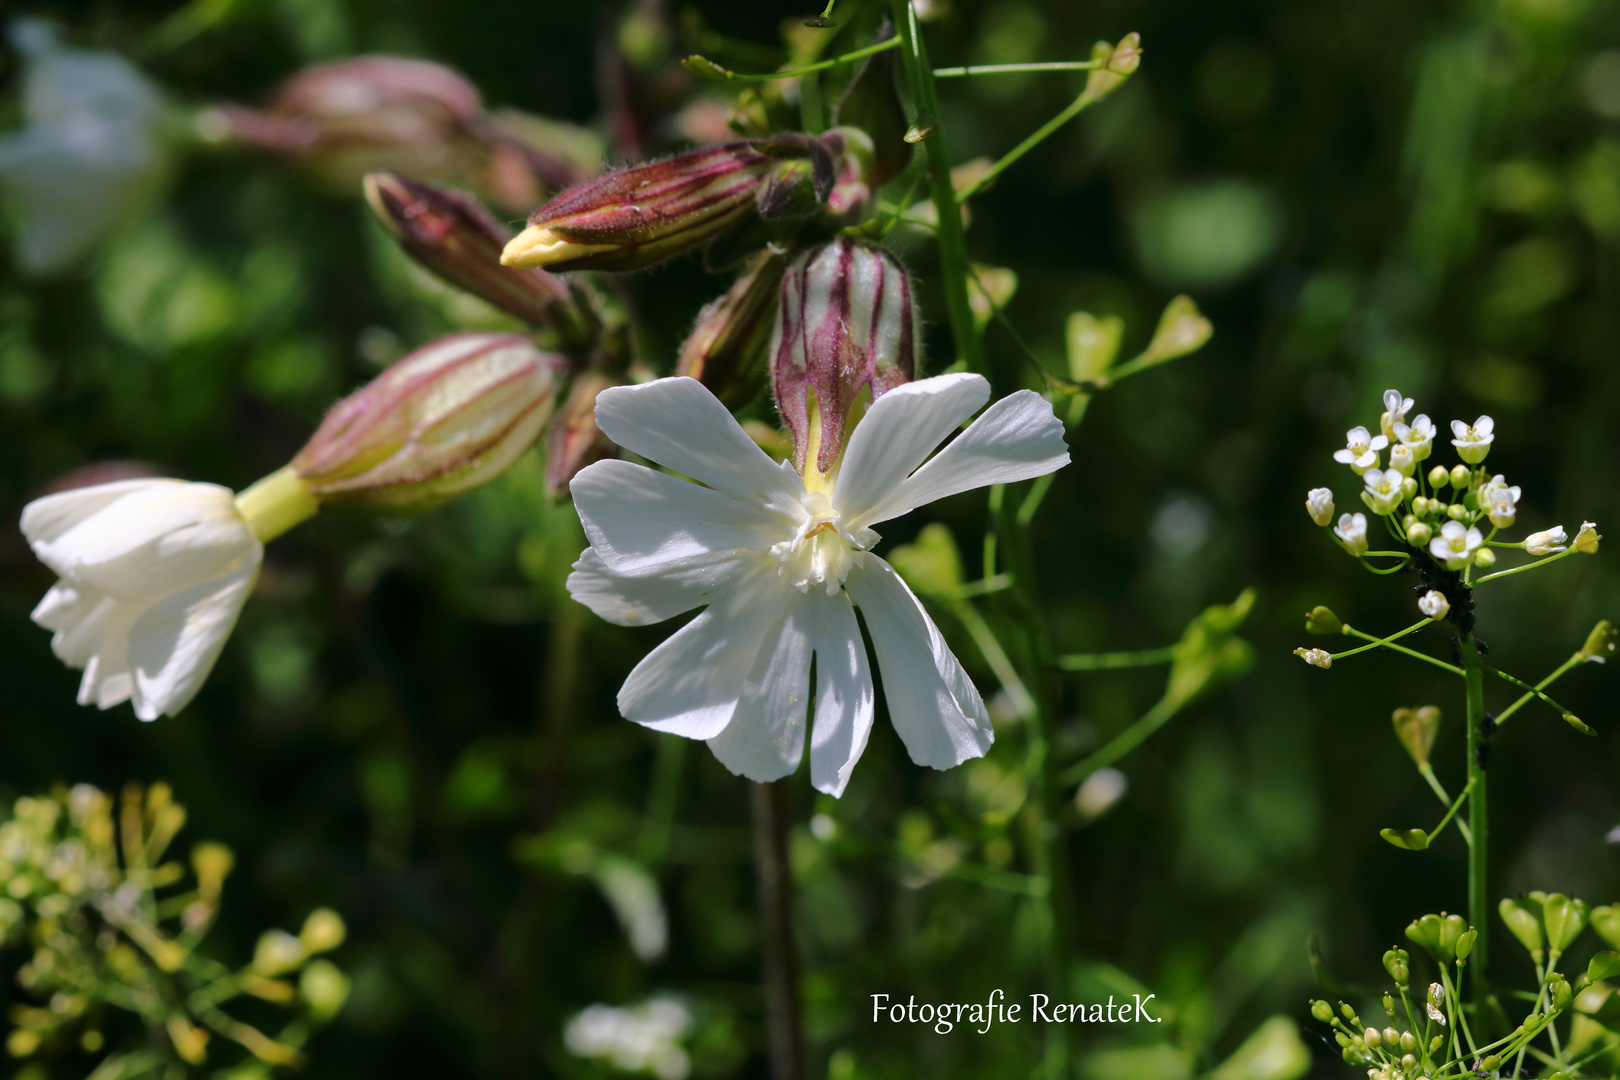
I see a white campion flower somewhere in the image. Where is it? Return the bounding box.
[1333,512,1368,555]
[21,479,264,721]
[1393,414,1437,460]
[1430,520,1483,569]
[1450,415,1495,464]
[1480,474,1521,529]
[1525,526,1568,556]
[1573,521,1601,554]
[1381,388,1415,440]
[1360,468,1405,515]
[0,20,169,275]
[1305,487,1334,527]
[566,373,1068,796]
[1333,425,1387,474]
[1418,590,1450,620]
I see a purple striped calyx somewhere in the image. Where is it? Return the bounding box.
[293,332,569,510]
[770,238,920,480]
[500,136,834,273]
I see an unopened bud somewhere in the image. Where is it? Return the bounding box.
[1306,487,1335,526]
[1456,927,1478,962]
[364,172,577,332]
[676,252,785,407]
[1080,33,1143,105]
[300,959,351,1022]
[1402,476,1419,498]
[1392,705,1441,767]
[1428,465,1450,488]
[293,333,568,510]
[191,842,235,900]
[1305,606,1342,634]
[299,908,347,954]
[1473,546,1496,568]
[1407,521,1433,546]
[253,929,306,976]
[1449,464,1471,488]
[546,372,622,495]
[770,238,919,478]
[1363,1026,1381,1048]
[501,136,830,272]
[1311,1000,1334,1023]
[1526,527,1569,556]
[1549,972,1572,1011]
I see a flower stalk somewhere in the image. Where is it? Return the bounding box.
[1461,632,1489,1008]
[750,780,804,1080]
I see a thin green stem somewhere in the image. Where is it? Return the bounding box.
[1056,697,1178,786]
[954,90,1104,202]
[1493,651,1583,726]
[1340,624,1464,676]
[1480,661,1582,726]
[983,484,1004,579]
[947,573,1014,599]
[933,60,1099,78]
[1417,763,1472,843]
[1330,618,1431,660]
[1461,634,1489,1009]
[1017,473,1056,525]
[952,599,1037,720]
[891,0,984,375]
[1473,549,1574,584]
[1427,777,1475,842]
[1056,646,1177,672]
[684,36,899,82]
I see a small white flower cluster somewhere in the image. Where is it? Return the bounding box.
[563,997,693,1080]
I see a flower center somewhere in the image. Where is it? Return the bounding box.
[770,491,859,595]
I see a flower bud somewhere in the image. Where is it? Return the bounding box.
[545,372,622,495]
[675,251,785,407]
[1428,465,1450,488]
[300,960,351,1023]
[1310,1000,1334,1023]
[1305,606,1343,635]
[1473,546,1496,568]
[293,333,568,510]
[299,908,347,954]
[253,929,305,976]
[1417,590,1449,621]
[1449,464,1471,488]
[1306,487,1335,526]
[1549,972,1573,1011]
[1407,521,1433,546]
[1401,476,1418,498]
[501,136,831,272]
[364,172,582,334]
[1363,1026,1381,1048]
[1574,520,1601,554]
[1526,527,1569,556]
[1294,647,1332,670]
[770,237,920,478]
[1388,443,1416,476]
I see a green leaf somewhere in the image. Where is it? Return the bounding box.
[1207,1016,1312,1080]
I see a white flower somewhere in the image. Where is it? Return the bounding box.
[1418,590,1450,620]
[1360,468,1405,515]
[1480,474,1521,529]
[1450,415,1495,464]
[1574,521,1601,554]
[1388,443,1417,477]
[1306,487,1335,527]
[0,20,168,275]
[566,374,1068,796]
[1429,520,1483,569]
[1525,526,1568,556]
[21,479,262,720]
[1381,388,1415,440]
[565,997,692,1080]
[1294,647,1332,669]
[1334,425,1387,474]
[1393,414,1437,460]
[1334,512,1368,555]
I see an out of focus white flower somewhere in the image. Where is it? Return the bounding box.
[1305,487,1334,527]
[1333,425,1387,474]
[1360,468,1404,515]
[1430,520,1483,569]
[1393,414,1436,460]
[1075,768,1128,821]
[21,479,262,720]
[1480,475,1521,529]
[1418,590,1450,620]
[564,997,692,1080]
[0,19,169,274]
[1574,521,1601,554]
[1334,512,1368,555]
[1525,526,1569,556]
[1450,416,1495,464]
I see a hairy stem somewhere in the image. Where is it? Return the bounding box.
[751,781,804,1080]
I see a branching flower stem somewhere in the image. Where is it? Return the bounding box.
[1417,763,1473,843]
[1473,549,1574,584]
[1493,651,1584,726]
[1338,623,1464,676]
[934,60,1099,78]
[1480,660,1583,726]
[1056,697,1178,787]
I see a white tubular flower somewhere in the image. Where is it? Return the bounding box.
[1525,526,1569,556]
[21,480,264,721]
[1360,468,1405,515]
[566,374,1068,796]
[1333,425,1387,474]
[0,20,168,275]
[1334,512,1368,556]
[1430,520,1483,569]
[1574,521,1601,554]
[1418,590,1450,621]
[1294,647,1332,669]
[1381,389,1415,440]
[1393,414,1436,460]
[1480,474,1521,529]
[1306,487,1334,527]
[1450,416,1495,464]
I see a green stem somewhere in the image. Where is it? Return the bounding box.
[1339,624,1464,676]
[955,92,1098,202]
[934,60,1098,78]
[1493,652,1583,726]
[1056,696,1178,786]
[1427,776,1475,843]
[684,36,899,82]
[890,0,984,375]
[1055,646,1177,671]
[1461,633,1489,1008]
[1473,549,1574,584]
[953,599,1037,719]
[1479,661,1583,726]
[1417,763,1473,843]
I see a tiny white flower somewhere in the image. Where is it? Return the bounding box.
[1418,590,1450,620]
[1480,474,1521,529]
[1360,468,1405,515]
[1393,414,1437,460]
[1450,415,1495,464]
[1306,487,1335,527]
[1381,388,1415,440]
[1429,520,1483,569]
[565,997,692,1080]
[1334,512,1368,556]
[1334,425,1388,474]
[566,374,1068,796]
[1388,443,1417,477]
[1074,768,1128,821]
[21,479,262,720]
[1294,647,1332,669]
[1574,521,1601,554]
[1525,526,1568,556]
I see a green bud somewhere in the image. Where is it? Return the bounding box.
[1399,1031,1416,1052]
[1501,897,1546,961]
[1382,1026,1398,1045]
[1411,496,1430,516]
[1455,927,1478,962]
[1591,905,1620,951]
[1450,464,1471,488]
[1402,476,1419,498]
[1428,465,1450,488]
[1578,620,1618,663]
[1392,706,1441,769]
[1406,520,1433,546]
[1363,1026,1382,1048]
[1340,1002,1356,1021]
[299,959,350,1022]
[1306,606,1343,635]
[1334,1032,1350,1048]
[1587,951,1620,983]
[299,908,347,954]
[253,929,306,977]
[1381,993,1395,1014]
[1480,1054,1500,1071]
[1429,1035,1444,1053]
[1401,1052,1416,1070]
[1447,503,1469,521]
[1312,1000,1334,1023]
[1340,1047,1359,1065]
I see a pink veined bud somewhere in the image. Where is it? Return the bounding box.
[292,333,569,510]
[363,171,582,335]
[676,251,786,407]
[770,238,920,478]
[500,136,832,273]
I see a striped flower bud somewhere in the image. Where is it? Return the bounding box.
[364,172,581,334]
[500,136,832,273]
[769,238,920,478]
[292,333,568,510]
[675,252,785,407]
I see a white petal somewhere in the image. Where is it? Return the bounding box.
[616,571,793,738]
[843,554,992,770]
[20,478,183,546]
[127,559,258,720]
[848,389,1069,529]
[571,459,787,575]
[706,597,813,782]
[831,373,989,527]
[566,546,757,627]
[805,589,874,797]
[593,377,806,511]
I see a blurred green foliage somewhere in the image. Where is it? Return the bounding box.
[2,0,1619,1077]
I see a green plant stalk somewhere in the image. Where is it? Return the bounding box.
[1056,696,1178,786]
[890,0,985,376]
[1461,633,1488,1008]
[1494,651,1583,726]
[1055,646,1177,671]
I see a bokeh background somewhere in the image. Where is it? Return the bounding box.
[2,0,1619,1077]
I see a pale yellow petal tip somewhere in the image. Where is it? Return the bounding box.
[500,224,614,268]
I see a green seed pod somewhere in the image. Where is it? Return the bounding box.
[1548,972,1573,1011]
[1392,707,1441,769]
[1501,897,1546,962]
[1455,927,1478,963]
[1437,913,1467,958]
[1406,914,1444,959]
[1305,606,1343,635]
[1541,893,1589,953]
[1340,1002,1357,1021]
[1382,993,1395,1014]
[1587,950,1620,983]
